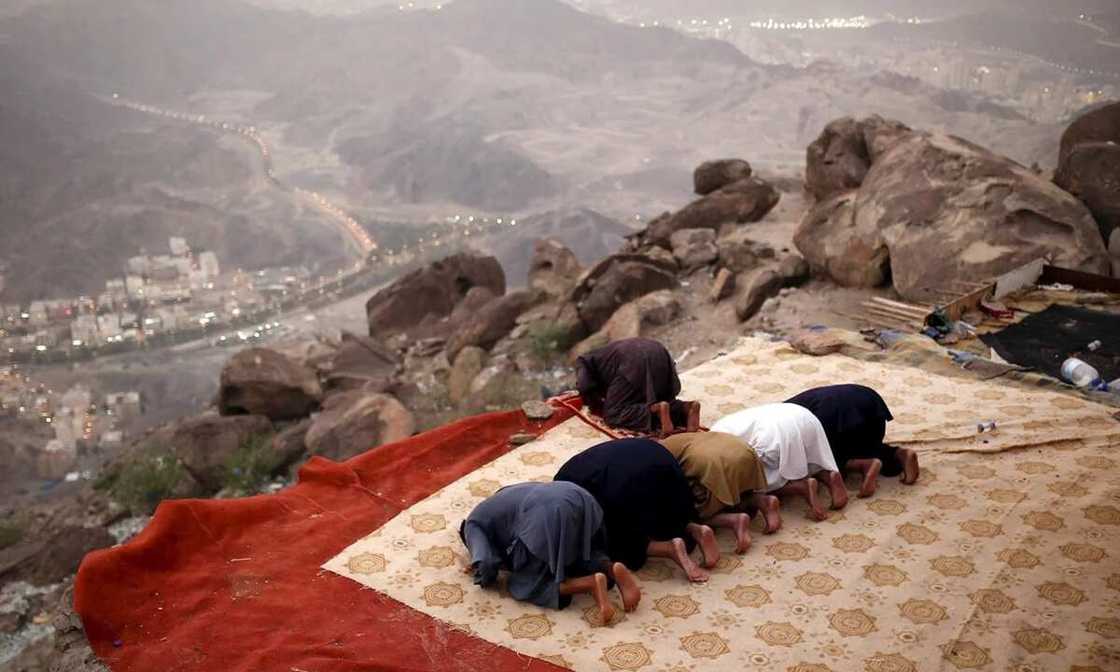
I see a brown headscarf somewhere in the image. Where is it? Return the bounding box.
[661,431,767,519]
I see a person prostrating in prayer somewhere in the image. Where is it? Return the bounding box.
[660,431,783,540]
[555,438,718,583]
[786,384,919,496]
[711,403,845,521]
[460,481,641,625]
[575,337,700,435]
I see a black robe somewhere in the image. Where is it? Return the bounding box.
[554,438,697,570]
[785,384,903,476]
[575,337,688,432]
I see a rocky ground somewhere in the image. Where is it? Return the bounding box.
[1,102,1117,672]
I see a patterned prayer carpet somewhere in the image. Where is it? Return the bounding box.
[326,338,1120,672]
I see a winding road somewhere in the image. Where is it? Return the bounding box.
[106,95,377,259]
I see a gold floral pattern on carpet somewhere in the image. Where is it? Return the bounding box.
[324,338,1120,671]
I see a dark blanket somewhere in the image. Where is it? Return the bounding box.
[576,337,684,432]
[786,384,903,477]
[980,305,1120,383]
[554,438,697,570]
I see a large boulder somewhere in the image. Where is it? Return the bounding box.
[694,159,753,195]
[1054,103,1120,243]
[1111,228,1120,277]
[219,347,321,421]
[170,414,274,491]
[645,177,780,246]
[325,332,400,393]
[445,290,544,361]
[305,392,415,461]
[1054,141,1120,244]
[528,239,583,297]
[570,254,678,333]
[796,130,1111,301]
[805,115,913,201]
[669,228,719,270]
[598,290,682,342]
[794,192,890,288]
[365,253,505,340]
[1057,101,1120,166]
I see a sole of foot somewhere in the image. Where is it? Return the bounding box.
[859,460,882,498]
[899,448,920,485]
[613,562,641,612]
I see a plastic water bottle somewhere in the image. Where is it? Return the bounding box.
[1060,358,1109,391]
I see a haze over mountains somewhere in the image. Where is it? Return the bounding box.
[0,0,1089,300]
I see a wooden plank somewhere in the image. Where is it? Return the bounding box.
[942,283,995,322]
[868,297,933,314]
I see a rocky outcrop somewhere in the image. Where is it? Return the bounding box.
[1054,102,1120,244]
[219,347,321,421]
[570,254,678,333]
[305,392,415,461]
[645,177,780,246]
[170,414,274,491]
[779,254,810,286]
[528,239,583,297]
[445,290,544,361]
[0,526,115,587]
[669,228,719,270]
[796,126,1111,300]
[1111,228,1120,278]
[717,227,776,273]
[448,346,487,405]
[735,269,783,321]
[271,419,312,473]
[598,290,681,343]
[693,159,753,195]
[325,333,400,393]
[795,192,889,288]
[365,252,505,340]
[805,115,912,201]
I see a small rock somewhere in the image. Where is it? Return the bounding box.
[669,228,719,271]
[790,329,847,356]
[521,400,554,421]
[735,269,784,322]
[693,159,753,195]
[710,268,736,303]
[778,254,810,286]
[509,433,537,446]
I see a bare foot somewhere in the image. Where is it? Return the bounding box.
[804,478,827,521]
[859,459,882,498]
[686,401,701,432]
[612,562,641,612]
[730,513,752,554]
[819,471,848,510]
[757,495,782,534]
[689,523,720,568]
[898,448,920,485]
[672,537,709,583]
[592,572,615,625]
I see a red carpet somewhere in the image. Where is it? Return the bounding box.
[75,407,574,671]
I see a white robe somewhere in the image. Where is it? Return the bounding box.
[710,403,838,491]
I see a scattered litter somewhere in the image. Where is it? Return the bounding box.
[1061,357,1109,391]
[1088,340,1102,351]
[1039,283,1074,292]
[676,347,697,364]
[977,421,998,434]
